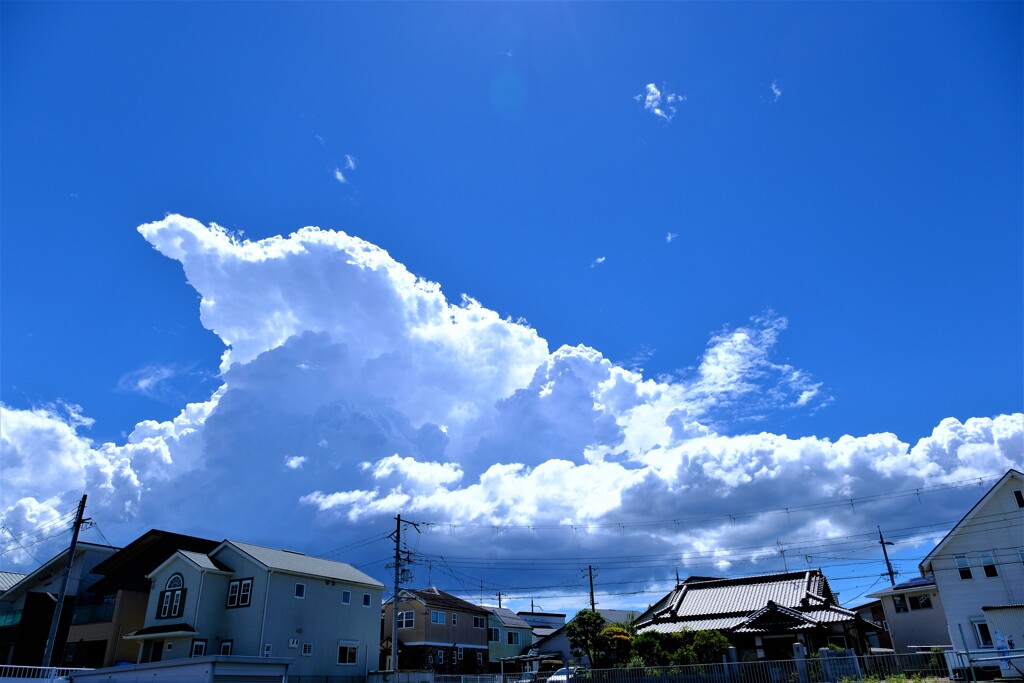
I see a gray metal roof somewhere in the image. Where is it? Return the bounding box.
[491,607,532,629]
[179,550,230,572]
[224,541,384,588]
[0,572,27,592]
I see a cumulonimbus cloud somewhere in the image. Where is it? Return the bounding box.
[2,216,1020,604]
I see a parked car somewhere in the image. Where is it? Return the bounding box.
[546,667,582,683]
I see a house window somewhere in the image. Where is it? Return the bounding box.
[228,578,253,607]
[452,613,458,625]
[488,627,500,642]
[476,652,483,664]
[431,610,446,624]
[955,554,973,580]
[893,596,908,613]
[263,644,273,657]
[973,621,993,648]
[158,573,186,619]
[473,615,486,629]
[191,639,207,657]
[342,590,351,605]
[507,631,521,645]
[337,643,358,665]
[436,649,444,663]
[363,593,372,607]
[458,647,464,660]
[220,640,233,656]
[397,610,414,628]
[302,643,313,656]
[295,583,306,598]
[908,595,932,610]
[980,552,998,577]
[1013,489,1023,508]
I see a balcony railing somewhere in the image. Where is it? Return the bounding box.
[71,602,115,625]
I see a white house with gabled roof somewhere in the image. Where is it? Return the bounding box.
[124,539,384,677]
[919,469,1024,653]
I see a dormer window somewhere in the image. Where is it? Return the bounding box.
[158,573,186,619]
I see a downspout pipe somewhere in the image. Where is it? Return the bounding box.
[259,570,273,655]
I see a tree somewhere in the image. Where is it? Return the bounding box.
[689,630,731,664]
[600,624,633,666]
[566,609,608,668]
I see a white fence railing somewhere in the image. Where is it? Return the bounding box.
[0,665,90,682]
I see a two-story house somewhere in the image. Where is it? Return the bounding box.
[486,607,533,671]
[0,542,118,666]
[867,575,949,652]
[919,469,1024,652]
[124,539,384,678]
[382,587,490,673]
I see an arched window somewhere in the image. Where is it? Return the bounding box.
[159,573,186,619]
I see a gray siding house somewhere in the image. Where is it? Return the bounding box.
[867,575,949,652]
[125,539,384,677]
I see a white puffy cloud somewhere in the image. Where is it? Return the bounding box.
[636,83,685,121]
[3,215,1020,609]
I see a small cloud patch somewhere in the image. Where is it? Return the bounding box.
[636,83,685,121]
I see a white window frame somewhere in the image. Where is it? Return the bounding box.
[337,642,358,665]
[227,581,239,607]
[397,610,414,628]
[980,552,998,577]
[452,612,458,625]
[488,627,500,642]
[191,639,207,657]
[507,631,521,645]
[972,620,993,648]
[908,594,932,610]
[437,649,444,663]
[458,646,464,660]
[431,610,446,624]
[473,615,486,629]
[955,554,973,580]
[220,640,233,656]
[342,589,351,605]
[239,578,253,606]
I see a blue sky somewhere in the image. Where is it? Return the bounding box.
[1,2,1021,612]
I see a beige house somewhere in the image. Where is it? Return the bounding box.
[382,587,490,673]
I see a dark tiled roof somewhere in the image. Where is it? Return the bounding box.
[405,587,489,614]
[492,607,532,629]
[638,569,862,635]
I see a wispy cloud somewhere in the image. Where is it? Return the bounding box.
[666,232,678,244]
[636,83,685,121]
[315,133,326,148]
[344,154,357,171]
[768,79,783,103]
[591,256,607,268]
[333,168,347,184]
[117,364,178,399]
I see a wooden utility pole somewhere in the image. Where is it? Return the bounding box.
[588,565,596,610]
[42,494,87,667]
[878,526,896,586]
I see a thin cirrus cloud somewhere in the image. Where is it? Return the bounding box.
[591,256,607,268]
[0,215,1019,603]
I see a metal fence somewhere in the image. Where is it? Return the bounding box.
[0,665,90,682]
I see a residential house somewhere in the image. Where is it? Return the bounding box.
[382,587,490,673]
[123,539,384,678]
[0,542,118,666]
[634,570,880,660]
[867,575,949,652]
[486,607,533,671]
[532,609,637,668]
[63,529,219,668]
[919,469,1024,652]
[849,599,894,651]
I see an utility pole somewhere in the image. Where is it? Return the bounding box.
[42,494,87,667]
[588,565,596,610]
[497,591,502,608]
[878,526,896,586]
[388,515,421,672]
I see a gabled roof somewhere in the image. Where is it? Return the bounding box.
[395,587,489,614]
[920,469,1024,574]
[532,608,641,647]
[147,548,233,579]
[219,540,384,588]
[636,569,865,635]
[0,542,118,601]
[491,607,532,629]
[88,529,219,594]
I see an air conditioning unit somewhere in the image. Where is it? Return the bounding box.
[289,639,300,648]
